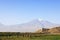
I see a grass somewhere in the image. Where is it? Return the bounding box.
[30,35,60,40]
[0,34,60,40]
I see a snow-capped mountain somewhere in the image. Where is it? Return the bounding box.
[0,19,60,32]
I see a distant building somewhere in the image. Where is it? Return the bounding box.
[35,28,50,34]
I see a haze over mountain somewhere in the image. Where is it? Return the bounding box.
[0,19,60,32]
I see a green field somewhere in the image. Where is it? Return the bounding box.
[0,33,60,40]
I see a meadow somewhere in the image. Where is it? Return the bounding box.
[0,32,60,40]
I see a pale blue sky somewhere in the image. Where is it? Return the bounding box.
[0,0,60,25]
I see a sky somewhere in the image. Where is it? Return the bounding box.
[0,0,60,25]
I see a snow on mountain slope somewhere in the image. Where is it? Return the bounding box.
[0,19,60,32]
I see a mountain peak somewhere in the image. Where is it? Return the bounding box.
[38,18,44,21]
[32,18,46,22]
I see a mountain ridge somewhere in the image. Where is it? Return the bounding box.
[0,19,60,32]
